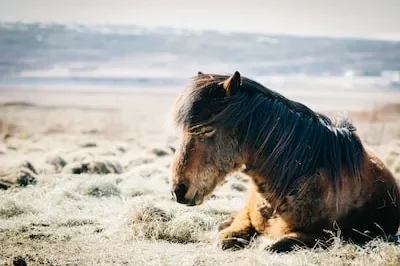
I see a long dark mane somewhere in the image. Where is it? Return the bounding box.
[174,73,365,198]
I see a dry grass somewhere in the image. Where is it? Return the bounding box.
[58,218,97,227]
[62,159,123,175]
[0,161,38,189]
[0,93,399,265]
[0,200,35,218]
[130,202,223,244]
[131,187,153,197]
[84,182,122,197]
[348,103,400,123]
[0,118,23,140]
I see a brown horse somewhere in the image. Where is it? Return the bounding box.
[169,71,400,252]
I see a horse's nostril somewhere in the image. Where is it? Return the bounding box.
[174,182,188,202]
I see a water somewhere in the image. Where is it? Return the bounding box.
[0,22,399,89]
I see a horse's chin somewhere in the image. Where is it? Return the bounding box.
[189,181,224,206]
[184,183,221,206]
[185,190,207,206]
[192,197,204,206]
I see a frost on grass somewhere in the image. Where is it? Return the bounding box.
[231,182,247,192]
[0,200,34,218]
[131,202,221,244]
[45,154,67,172]
[63,159,123,175]
[13,167,37,187]
[151,148,170,157]
[84,182,121,197]
[132,164,164,179]
[0,161,37,189]
[131,188,153,197]
[269,239,400,266]
[58,218,97,227]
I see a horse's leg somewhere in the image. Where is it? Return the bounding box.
[218,207,257,250]
[267,232,330,253]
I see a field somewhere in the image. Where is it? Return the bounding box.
[0,87,400,266]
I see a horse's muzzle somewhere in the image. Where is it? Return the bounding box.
[171,183,198,206]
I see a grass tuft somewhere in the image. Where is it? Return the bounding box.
[131,188,153,197]
[0,200,32,218]
[231,182,247,192]
[58,219,96,227]
[84,182,121,197]
[131,203,219,244]
[151,148,170,157]
[63,159,123,175]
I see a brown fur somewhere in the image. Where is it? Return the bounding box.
[217,147,400,252]
[170,72,400,252]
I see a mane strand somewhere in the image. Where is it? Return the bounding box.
[173,74,365,198]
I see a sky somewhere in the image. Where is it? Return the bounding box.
[0,0,399,40]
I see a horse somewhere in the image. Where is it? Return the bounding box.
[169,71,400,252]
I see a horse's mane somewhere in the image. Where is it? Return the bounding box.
[174,73,365,198]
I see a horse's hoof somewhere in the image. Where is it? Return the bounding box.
[218,230,252,251]
[267,238,298,253]
[219,237,249,251]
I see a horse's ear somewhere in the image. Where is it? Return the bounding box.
[223,71,241,96]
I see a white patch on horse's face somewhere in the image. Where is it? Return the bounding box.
[170,127,242,205]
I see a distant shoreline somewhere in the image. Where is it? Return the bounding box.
[0,84,181,96]
[1,82,400,113]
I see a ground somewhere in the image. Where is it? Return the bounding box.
[0,87,399,266]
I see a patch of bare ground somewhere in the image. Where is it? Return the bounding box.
[347,103,400,122]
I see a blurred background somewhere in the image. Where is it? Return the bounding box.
[0,0,399,92]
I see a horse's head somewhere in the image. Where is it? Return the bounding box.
[170,71,246,206]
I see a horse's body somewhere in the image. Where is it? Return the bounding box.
[170,71,400,252]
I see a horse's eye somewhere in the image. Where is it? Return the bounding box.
[201,126,216,138]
